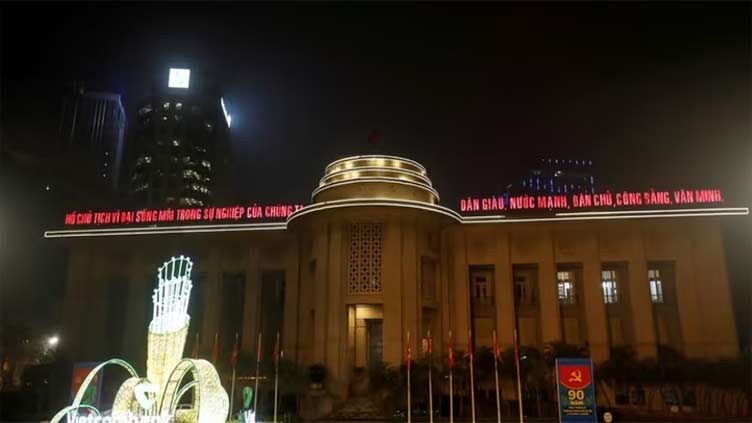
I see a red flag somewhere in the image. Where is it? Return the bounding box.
[211,333,219,364]
[448,330,455,369]
[427,332,432,355]
[191,332,200,359]
[273,332,281,368]
[466,329,473,361]
[406,332,412,371]
[231,333,240,369]
[493,330,501,363]
[367,129,382,146]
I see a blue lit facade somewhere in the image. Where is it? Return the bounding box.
[511,158,596,196]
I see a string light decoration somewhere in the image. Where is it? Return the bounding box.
[50,256,229,423]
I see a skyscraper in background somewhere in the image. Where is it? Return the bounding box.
[511,157,597,196]
[58,83,127,192]
[129,68,230,207]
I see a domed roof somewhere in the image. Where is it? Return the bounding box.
[311,155,440,204]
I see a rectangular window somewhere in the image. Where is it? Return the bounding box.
[514,276,527,305]
[648,269,664,303]
[473,275,490,299]
[601,270,619,304]
[557,271,576,304]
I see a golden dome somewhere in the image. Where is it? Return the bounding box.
[312,155,439,204]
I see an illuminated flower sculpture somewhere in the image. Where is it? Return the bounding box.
[51,256,229,423]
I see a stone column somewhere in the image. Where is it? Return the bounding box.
[690,220,739,358]
[673,225,703,358]
[325,223,345,396]
[401,220,419,356]
[242,247,260,353]
[537,229,561,345]
[494,231,516,350]
[312,226,330,365]
[382,218,404,366]
[200,247,222,356]
[580,229,609,363]
[450,229,471,353]
[627,226,657,359]
[283,236,301,360]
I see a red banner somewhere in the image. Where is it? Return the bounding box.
[460,188,724,213]
[63,203,304,226]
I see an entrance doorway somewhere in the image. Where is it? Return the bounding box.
[347,305,384,370]
[366,319,383,370]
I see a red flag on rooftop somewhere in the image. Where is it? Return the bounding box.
[367,129,382,146]
[273,332,281,368]
[448,330,455,369]
[211,333,219,364]
[231,332,240,369]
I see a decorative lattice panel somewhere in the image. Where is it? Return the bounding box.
[348,223,382,294]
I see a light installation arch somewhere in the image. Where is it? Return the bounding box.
[51,256,229,423]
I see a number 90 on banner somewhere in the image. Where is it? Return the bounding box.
[556,358,597,422]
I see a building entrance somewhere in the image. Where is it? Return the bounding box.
[348,305,384,370]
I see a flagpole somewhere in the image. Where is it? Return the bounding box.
[493,330,501,423]
[448,330,454,423]
[514,329,524,423]
[273,332,280,423]
[407,331,411,423]
[427,330,433,423]
[254,331,262,414]
[469,329,476,423]
[230,333,239,421]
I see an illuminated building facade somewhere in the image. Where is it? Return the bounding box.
[53,155,742,402]
[59,83,127,192]
[130,68,230,207]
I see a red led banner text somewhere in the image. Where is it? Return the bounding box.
[460,189,723,213]
[64,204,305,226]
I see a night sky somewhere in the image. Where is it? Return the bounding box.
[1,4,750,344]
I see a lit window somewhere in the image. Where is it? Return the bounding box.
[557,271,576,304]
[144,156,152,163]
[172,139,180,146]
[183,156,191,164]
[648,269,664,303]
[601,270,619,304]
[473,276,490,299]
[201,160,211,169]
[205,122,214,131]
[162,116,168,121]
[163,102,170,109]
[176,102,183,110]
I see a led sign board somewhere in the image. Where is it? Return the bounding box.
[64,203,304,227]
[168,68,191,88]
[460,188,724,213]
